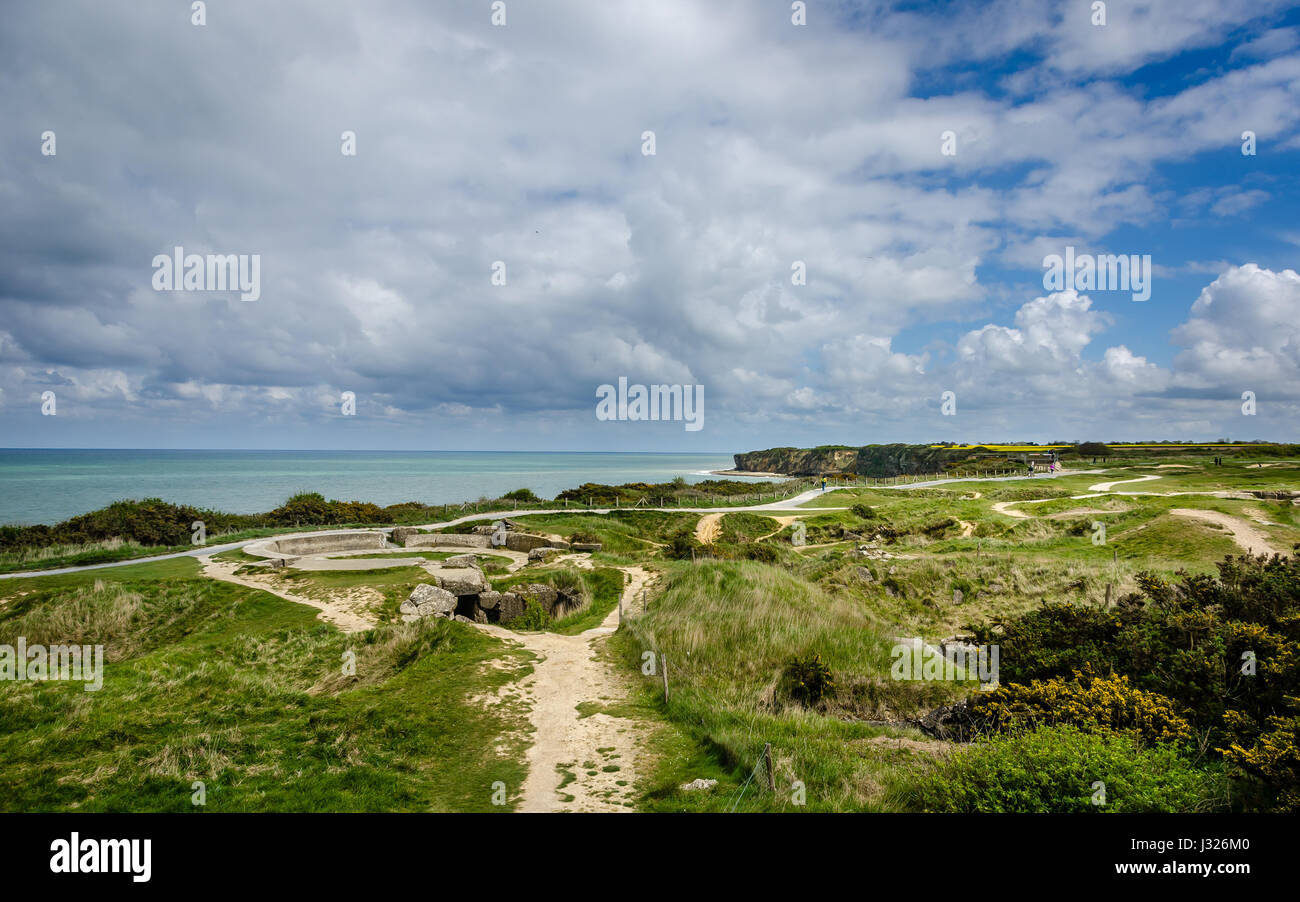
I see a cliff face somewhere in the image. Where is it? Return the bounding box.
[733,447,859,476]
[734,444,994,477]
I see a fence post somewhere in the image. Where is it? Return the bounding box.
[661,655,669,701]
[763,743,775,792]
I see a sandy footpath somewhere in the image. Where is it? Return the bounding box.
[199,556,379,632]
[477,566,656,812]
[1169,509,1278,555]
[201,552,658,811]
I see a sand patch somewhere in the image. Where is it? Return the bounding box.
[695,513,722,544]
[1169,509,1277,556]
[1089,474,1162,492]
[199,557,378,632]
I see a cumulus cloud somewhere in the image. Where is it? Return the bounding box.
[0,1,1297,448]
[1171,265,1300,399]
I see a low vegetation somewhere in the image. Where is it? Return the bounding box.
[2,451,1298,813]
[0,560,531,811]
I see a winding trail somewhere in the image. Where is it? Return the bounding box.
[199,556,377,632]
[1169,509,1278,555]
[477,566,656,812]
[1088,474,1162,492]
[990,500,1033,519]
[202,550,657,811]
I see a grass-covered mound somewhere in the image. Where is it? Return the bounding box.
[0,559,531,811]
[615,560,969,811]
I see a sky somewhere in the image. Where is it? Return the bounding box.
[1,0,1298,454]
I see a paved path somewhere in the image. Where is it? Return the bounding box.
[0,473,1085,581]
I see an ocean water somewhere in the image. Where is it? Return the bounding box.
[0,449,755,525]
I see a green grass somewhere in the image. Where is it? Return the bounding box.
[0,562,532,811]
[267,565,430,624]
[717,513,780,544]
[446,511,699,554]
[615,560,968,811]
[491,566,626,634]
[3,454,1295,813]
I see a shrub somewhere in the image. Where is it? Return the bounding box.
[742,543,779,563]
[907,725,1225,813]
[1222,704,1300,813]
[850,503,877,520]
[502,488,541,503]
[666,530,701,561]
[969,551,1300,808]
[783,652,835,707]
[511,598,552,631]
[968,666,1194,745]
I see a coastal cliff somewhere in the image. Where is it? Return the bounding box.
[733,444,1011,477]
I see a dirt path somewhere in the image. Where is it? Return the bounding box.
[478,566,656,813]
[1089,474,1162,492]
[990,500,1032,519]
[695,512,723,544]
[201,550,654,810]
[199,556,378,632]
[1169,509,1278,555]
[756,515,802,541]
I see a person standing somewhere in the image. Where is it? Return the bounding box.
[821,476,827,492]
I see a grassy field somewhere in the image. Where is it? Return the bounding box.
[0,558,532,811]
[2,455,1296,812]
[611,562,968,811]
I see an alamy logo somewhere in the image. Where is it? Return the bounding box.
[50,833,151,882]
[890,638,999,689]
[152,245,261,301]
[596,377,704,432]
[1042,246,1151,302]
[0,637,103,691]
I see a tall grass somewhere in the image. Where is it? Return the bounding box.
[0,569,533,812]
[618,560,966,811]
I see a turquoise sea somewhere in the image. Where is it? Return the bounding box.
[0,449,756,525]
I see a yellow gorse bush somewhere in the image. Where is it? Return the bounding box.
[972,664,1193,745]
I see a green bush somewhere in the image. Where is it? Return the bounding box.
[741,543,779,563]
[970,553,1299,746]
[961,551,1300,810]
[666,530,701,560]
[511,598,552,631]
[850,503,877,520]
[502,488,541,503]
[1222,704,1300,812]
[907,725,1225,813]
[783,652,835,707]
